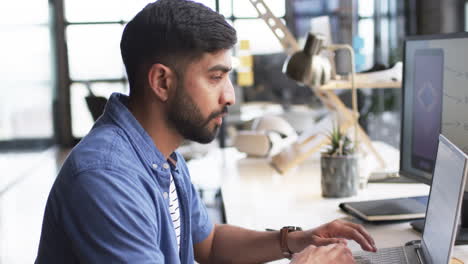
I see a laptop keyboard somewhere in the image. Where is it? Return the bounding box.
[354,246,408,264]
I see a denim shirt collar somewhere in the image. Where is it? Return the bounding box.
[103,93,179,172]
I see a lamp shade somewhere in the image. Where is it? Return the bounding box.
[282,48,311,83]
[283,33,326,84]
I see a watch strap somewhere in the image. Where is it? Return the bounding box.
[280,226,302,259]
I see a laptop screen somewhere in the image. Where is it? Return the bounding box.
[421,134,468,264]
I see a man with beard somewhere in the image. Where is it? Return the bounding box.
[36,0,377,263]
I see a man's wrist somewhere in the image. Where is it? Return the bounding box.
[287,229,308,253]
[280,226,302,259]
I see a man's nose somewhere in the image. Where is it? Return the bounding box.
[220,78,235,106]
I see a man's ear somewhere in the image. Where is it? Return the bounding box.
[147,63,176,102]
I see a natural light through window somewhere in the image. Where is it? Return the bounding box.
[0,0,53,141]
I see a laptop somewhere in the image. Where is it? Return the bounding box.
[353,134,468,264]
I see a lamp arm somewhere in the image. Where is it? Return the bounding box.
[325,44,358,149]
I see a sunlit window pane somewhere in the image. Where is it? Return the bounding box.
[358,19,374,70]
[65,0,124,22]
[234,19,283,54]
[121,0,157,21]
[0,82,53,140]
[0,26,51,82]
[71,82,127,138]
[220,0,232,17]
[193,0,216,10]
[0,25,52,140]
[67,25,125,80]
[0,1,49,25]
[65,0,151,22]
[380,18,389,64]
[233,0,285,18]
[127,0,215,21]
[66,0,217,23]
[389,18,398,48]
[380,0,389,15]
[358,0,374,17]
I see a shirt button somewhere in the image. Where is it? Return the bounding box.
[152,163,158,169]
[163,163,170,169]
[163,192,168,199]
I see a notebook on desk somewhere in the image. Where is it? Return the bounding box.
[353,134,468,264]
[339,196,428,222]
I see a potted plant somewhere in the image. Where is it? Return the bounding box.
[320,125,359,198]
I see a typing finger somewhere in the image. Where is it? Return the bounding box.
[343,222,377,251]
[340,225,375,252]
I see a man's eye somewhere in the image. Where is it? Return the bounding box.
[211,76,222,80]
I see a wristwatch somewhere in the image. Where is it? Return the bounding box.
[280,226,302,259]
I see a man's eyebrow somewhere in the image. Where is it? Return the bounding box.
[207,65,232,73]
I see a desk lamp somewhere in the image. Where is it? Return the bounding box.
[248,0,398,174]
[283,32,358,148]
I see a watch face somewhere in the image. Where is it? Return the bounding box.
[285,226,302,232]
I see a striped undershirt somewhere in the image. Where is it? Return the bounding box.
[169,173,181,252]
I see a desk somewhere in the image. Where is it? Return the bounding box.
[187,147,468,263]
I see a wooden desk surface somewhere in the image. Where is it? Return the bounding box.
[187,148,468,263]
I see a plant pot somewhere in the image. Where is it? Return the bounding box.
[320,154,358,198]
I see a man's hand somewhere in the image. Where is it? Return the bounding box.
[290,244,355,264]
[289,220,377,254]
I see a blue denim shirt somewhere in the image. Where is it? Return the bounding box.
[36,93,213,263]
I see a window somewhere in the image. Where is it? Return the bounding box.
[290,0,404,71]
[356,0,406,148]
[63,0,286,138]
[0,0,54,149]
[224,0,286,54]
[63,0,149,138]
[357,0,405,69]
[292,0,341,41]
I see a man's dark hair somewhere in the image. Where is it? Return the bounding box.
[120,0,237,97]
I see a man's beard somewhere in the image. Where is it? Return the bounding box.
[167,82,227,144]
